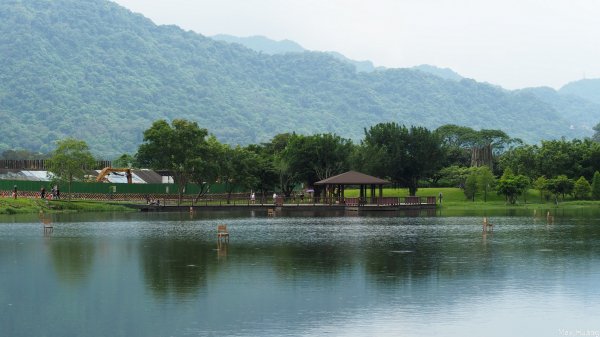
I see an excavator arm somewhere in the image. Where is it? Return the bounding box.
[96,167,132,183]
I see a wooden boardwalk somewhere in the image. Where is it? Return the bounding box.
[132,196,437,213]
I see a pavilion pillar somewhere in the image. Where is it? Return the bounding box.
[371,184,375,204]
[359,184,364,205]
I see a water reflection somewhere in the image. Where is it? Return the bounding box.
[1,212,600,337]
[139,238,213,298]
[48,239,95,285]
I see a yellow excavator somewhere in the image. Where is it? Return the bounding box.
[96,167,133,184]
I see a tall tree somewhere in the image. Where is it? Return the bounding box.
[592,171,600,200]
[547,175,574,201]
[219,146,260,203]
[533,176,549,202]
[245,142,278,198]
[361,123,443,195]
[189,136,223,202]
[496,168,529,204]
[113,153,135,168]
[573,176,591,200]
[47,138,96,201]
[281,133,354,187]
[136,119,209,205]
[477,166,496,202]
[593,122,600,143]
[464,170,478,202]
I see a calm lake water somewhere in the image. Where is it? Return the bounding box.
[1,210,600,337]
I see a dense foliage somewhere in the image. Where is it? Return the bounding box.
[0,0,597,157]
[46,138,96,200]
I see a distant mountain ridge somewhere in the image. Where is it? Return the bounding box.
[411,64,463,82]
[211,34,379,73]
[0,0,597,157]
[560,79,600,105]
[212,34,305,54]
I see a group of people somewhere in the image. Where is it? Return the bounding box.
[39,186,60,200]
[249,191,306,205]
[144,195,161,206]
[249,191,280,205]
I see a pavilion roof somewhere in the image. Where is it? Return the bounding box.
[314,171,390,185]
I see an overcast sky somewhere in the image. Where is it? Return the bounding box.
[112,0,600,90]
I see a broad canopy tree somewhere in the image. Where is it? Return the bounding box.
[136,119,213,205]
[359,123,444,195]
[281,133,354,190]
[47,138,96,201]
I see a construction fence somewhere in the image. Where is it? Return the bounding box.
[0,179,245,201]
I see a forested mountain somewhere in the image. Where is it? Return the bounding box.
[212,34,305,55]
[560,79,600,105]
[0,0,595,157]
[518,87,600,132]
[411,65,463,82]
[212,34,378,72]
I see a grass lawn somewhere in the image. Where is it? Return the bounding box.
[344,187,600,211]
[0,197,135,215]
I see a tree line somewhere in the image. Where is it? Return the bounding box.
[20,119,600,204]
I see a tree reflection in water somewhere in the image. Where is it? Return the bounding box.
[139,239,213,298]
[49,238,95,285]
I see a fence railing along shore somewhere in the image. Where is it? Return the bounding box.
[1,191,437,207]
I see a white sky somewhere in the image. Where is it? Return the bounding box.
[111,0,600,89]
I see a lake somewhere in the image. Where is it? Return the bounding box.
[1,210,600,337]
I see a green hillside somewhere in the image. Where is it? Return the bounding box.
[0,0,593,157]
[560,79,600,105]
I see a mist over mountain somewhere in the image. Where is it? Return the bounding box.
[0,0,594,157]
[212,34,378,72]
[212,34,305,55]
[518,86,600,132]
[560,79,600,105]
[411,65,463,82]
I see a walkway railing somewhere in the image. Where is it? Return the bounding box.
[0,190,437,207]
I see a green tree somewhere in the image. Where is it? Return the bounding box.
[260,133,298,198]
[498,144,539,178]
[592,171,600,200]
[573,176,592,200]
[593,122,600,143]
[361,123,443,195]
[2,149,47,160]
[547,175,574,201]
[464,170,478,201]
[282,133,354,188]
[219,146,260,203]
[533,176,549,202]
[477,166,496,202]
[496,168,529,204]
[113,153,135,168]
[438,165,470,187]
[245,142,278,198]
[189,136,223,202]
[47,138,96,201]
[136,119,209,205]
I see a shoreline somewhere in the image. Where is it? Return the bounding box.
[1,196,598,216]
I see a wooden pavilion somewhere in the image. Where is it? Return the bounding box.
[314,171,391,205]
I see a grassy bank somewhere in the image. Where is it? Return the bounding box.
[2,188,599,215]
[0,197,135,215]
[345,187,600,210]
